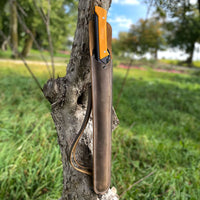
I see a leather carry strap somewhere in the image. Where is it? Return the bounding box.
[69,85,92,176]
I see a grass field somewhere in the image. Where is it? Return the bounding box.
[160,59,200,68]
[0,61,200,199]
[0,49,70,63]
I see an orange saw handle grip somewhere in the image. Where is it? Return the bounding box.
[94,6,110,64]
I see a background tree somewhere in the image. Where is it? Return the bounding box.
[10,0,18,58]
[0,0,78,57]
[113,17,166,60]
[0,0,10,51]
[145,0,200,65]
[148,0,200,16]
[165,8,200,65]
[18,0,78,57]
[129,18,166,59]
[112,32,134,56]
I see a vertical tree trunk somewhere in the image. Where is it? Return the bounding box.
[21,30,35,57]
[1,36,10,51]
[186,42,195,67]
[43,0,119,200]
[10,0,18,58]
[154,48,158,60]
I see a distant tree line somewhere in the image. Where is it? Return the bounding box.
[113,1,200,66]
[0,0,78,58]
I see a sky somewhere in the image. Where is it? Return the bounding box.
[107,0,199,60]
[107,0,197,38]
[107,0,147,38]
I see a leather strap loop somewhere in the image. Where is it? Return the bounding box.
[69,85,92,175]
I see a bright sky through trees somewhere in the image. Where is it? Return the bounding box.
[108,0,200,61]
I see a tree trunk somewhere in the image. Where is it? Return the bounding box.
[43,0,119,200]
[10,0,18,58]
[1,36,10,51]
[21,30,35,57]
[154,48,158,60]
[186,43,195,67]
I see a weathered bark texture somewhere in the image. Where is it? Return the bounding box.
[10,0,18,58]
[43,0,119,199]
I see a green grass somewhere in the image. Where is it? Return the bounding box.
[160,59,200,68]
[0,48,70,63]
[0,64,66,199]
[112,68,200,199]
[0,62,200,199]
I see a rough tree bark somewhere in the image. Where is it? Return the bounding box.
[43,0,119,199]
[10,0,18,58]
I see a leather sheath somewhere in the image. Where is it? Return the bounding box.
[89,21,113,194]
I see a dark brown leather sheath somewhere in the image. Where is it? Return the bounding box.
[89,21,113,195]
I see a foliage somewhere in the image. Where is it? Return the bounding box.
[148,0,200,17]
[0,1,10,43]
[0,0,78,53]
[0,60,200,199]
[113,17,166,59]
[112,32,133,56]
[19,0,78,50]
[129,18,166,59]
[147,0,200,64]
[165,8,200,64]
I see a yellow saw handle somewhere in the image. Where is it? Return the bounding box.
[94,6,110,63]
